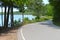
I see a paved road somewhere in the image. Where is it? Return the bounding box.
[17,20,60,40]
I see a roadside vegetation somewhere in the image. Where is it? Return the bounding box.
[0,0,60,36]
[49,0,60,26]
[0,0,60,40]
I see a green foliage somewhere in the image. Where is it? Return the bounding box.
[35,16,40,20]
[35,16,53,22]
[23,18,32,24]
[45,4,53,16]
[49,0,60,25]
[21,16,53,25]
[23,17,29,21]
[27,0,43,18]
[13,19,22,27]
[23,17,36,24]
[35,16,40,22]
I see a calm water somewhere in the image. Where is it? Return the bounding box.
[0,15,35,26]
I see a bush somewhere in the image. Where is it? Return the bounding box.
[23,18,36,24]
[23,18,31,24]
[35,16,41,22]
[34,16,53,22]
[23,16,53,25]
[13,19,22,27]
[23,17,29,21]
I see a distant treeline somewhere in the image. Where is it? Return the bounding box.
[0,11,32,15]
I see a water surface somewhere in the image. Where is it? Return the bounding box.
[0,15,35,26]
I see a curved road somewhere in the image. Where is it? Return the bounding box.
[17,20,60,40]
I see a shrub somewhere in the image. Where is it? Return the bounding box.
[23,18,36,24]
[23,18,30,24]
[13,19,22,27]
[35,16,41,22]
[35,16,53,22]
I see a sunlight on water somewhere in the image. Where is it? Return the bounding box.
[0,15,36,26]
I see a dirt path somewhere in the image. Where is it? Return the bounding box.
[0,30,17,40]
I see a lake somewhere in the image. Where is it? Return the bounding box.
[0,15,36,26]
[0,7,36,26]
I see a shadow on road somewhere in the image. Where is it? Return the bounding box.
[39,20,60,29]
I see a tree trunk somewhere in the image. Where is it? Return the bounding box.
[6,6,10,27]
[11,6,14,27]
[22,12,24,24]
[4,5,7,29]
[19,5,24,24]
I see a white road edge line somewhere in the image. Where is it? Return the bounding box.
[21,28,26,40]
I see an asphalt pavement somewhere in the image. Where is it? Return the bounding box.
[17,20,60,40]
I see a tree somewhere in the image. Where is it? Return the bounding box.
[15,0,28,23]
[10,0,14,27]
[27,0,43,20]
[0,0,8,28]
[49,0,60,23]
[0,0,14,29]
[44,4,53,16]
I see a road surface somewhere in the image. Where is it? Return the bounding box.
[17,20,60,40]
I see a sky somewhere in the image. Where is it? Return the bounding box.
[43,0,49,4]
